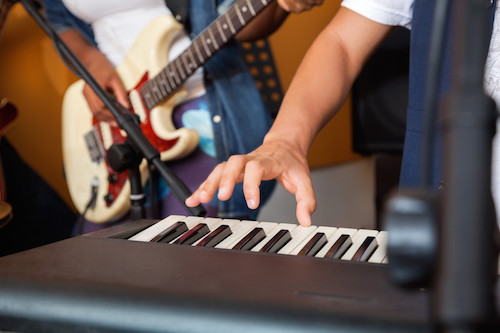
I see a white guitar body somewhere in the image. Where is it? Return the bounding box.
[62,15,199,223]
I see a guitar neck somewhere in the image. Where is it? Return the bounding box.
[141,0,275,110]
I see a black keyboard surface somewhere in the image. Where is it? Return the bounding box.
[0,218,439,332]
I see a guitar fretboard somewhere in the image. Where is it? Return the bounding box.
[141,0,274,110]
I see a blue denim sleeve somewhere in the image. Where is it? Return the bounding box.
[43,0,96,46]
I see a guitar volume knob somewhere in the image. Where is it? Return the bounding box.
[104,193,115,204]
[108,173,118,184]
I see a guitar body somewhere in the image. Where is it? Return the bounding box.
[62,15,199,223]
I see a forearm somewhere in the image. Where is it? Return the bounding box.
[264,32,354,155]
[264,7,393,155]
[59,29,104,68]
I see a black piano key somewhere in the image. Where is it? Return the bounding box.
[325,234,352,259]
[351,236,378,261]
[259,229,291,253]
[172,223,210,245]
[232,227,266,251]
[150,221,188,243]
[196,225,232,247]
[297,232,328,257]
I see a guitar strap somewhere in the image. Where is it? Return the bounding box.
[164,0,190,31]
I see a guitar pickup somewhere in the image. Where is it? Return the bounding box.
[84,127,106,164]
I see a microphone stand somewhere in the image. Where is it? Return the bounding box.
[19,0,206,219]
[384,0,499,331]
[435,0,499,331]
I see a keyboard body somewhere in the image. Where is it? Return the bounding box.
[0,217,467,332]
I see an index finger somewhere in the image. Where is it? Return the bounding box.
[293,177,317,226]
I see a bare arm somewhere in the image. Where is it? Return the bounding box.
[60,29,128,125]
[186,7,393,226]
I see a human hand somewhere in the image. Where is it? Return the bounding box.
[277,0,324,13]
[185,140,317,226]
[82,53,128,127]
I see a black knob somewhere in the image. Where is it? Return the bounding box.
[382,188,438,289]
[104,193,115,204]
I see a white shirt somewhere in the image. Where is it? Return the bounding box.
[342,0,500,223]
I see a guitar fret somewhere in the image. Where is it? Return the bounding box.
[225,10,237,34]
[160,71,173,94]
[157,76,168,96]
[152,85,162,105]
[187,49,198,69]
[234,4,246,26]
[165,67,176,89]
[176,59,187,80]
[219,15,234,40]
[143,91,154,109]
[165,69,177,87]
[193,40,205,63]
[216,20,228,43]
[200,34,213,57]
[152,77,165,97]
[246,0,256,16]
[150,76,162,97]
[240,3,256,23]
[171,70,181,85]
[180,54,191,74]
[208,27,220,51]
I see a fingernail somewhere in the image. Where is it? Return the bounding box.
[247,199,256,209]
[218,187,227,198]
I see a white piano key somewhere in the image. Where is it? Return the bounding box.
[251,223,297,252]
[315,227,358,258]
[278,225,318,255]
[214,220,259,249]
[341,229,380,261]
[128,215,187,242]
[368,231,388,263]
[290,226,338,256]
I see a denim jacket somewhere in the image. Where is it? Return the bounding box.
[43,0,276,219]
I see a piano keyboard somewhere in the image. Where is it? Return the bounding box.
[123,215,388,264]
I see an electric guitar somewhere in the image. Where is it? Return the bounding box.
[62,0,275,223]
[0,98,18,229]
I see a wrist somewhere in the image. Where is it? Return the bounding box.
[263,129,310,157]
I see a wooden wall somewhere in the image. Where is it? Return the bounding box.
[0,1,358,210]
